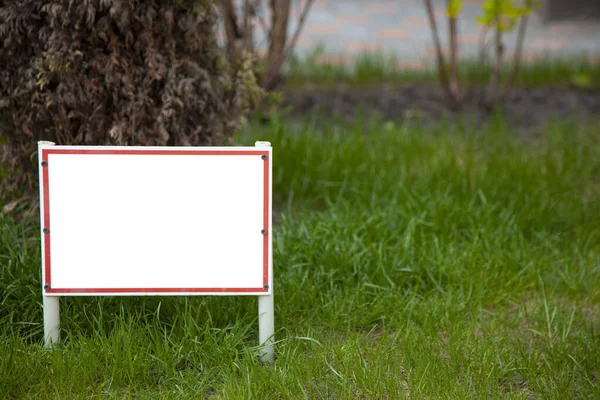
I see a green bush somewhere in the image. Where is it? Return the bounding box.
[0,0,261,201]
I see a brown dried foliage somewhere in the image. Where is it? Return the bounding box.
[0,0,261,201]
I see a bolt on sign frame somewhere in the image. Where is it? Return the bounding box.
[38,141,274,363]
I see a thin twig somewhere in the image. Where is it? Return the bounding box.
[243,0,251,51]
[220,0,241,56]
[448,1,461,103]
[243,0,251,34]
[487,1,504,108]
[502,12,529,100]
[254,4,270,41]
[424,0,458,110]
[242,0,259,52]
[283,0,314,61]
[477,26,489,71]
[476,25,489,102]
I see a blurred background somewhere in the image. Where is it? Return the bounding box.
[248,0,600,66]
[2,2,600,397]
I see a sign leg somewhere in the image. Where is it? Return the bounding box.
[258,294,274,363]
[39,141,59,347]
[43,295,60,346]
[256,140,274,363]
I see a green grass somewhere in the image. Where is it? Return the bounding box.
[285,46,600,89]
[1,117,600,398]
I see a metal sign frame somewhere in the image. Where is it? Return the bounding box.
[38,141,275,362]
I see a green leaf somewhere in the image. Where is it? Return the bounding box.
[447,0,463,18]
[476,15,493,26]
[482,0,496,13]
[571,72,592,89]
[504,5,522,18]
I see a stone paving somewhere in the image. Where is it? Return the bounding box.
[264,0,600,66]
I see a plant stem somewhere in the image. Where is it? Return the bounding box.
[503,11,529,99]
[448,1,461,103]
[424,0,459,110]
[487,1,504,108]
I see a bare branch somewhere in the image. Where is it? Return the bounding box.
[476,25,489,101]
[490,28,503,100]
[263,0,314,90]
[502,12,529,99]
[262,0,291,90]
[255,7,270,39]
[486,0,504,108]
[424,0,459,110]
[243,0,251,35]
[220,0,242,56]
[242,0,256,52]
[477,26,489,74]
[448,3,461,103]
[283,0,314,60]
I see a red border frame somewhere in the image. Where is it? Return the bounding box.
[41,149,270,295]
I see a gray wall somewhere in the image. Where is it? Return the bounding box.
[541,0,600,22]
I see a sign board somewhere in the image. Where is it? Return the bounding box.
[39,145,272,296]
[38,141,275,362]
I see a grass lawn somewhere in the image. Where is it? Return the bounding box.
[284,48,600,89]
[1,116,599,398]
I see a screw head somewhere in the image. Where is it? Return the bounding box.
[263,284,269,290]
[43,284,50,290]
[43,227,49,234]
[261,229,267,235]
[41,161,48,167]
[261,154,267,160]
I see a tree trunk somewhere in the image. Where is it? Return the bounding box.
[263,0,290,91]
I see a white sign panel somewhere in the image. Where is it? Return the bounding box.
[39,145,272,296]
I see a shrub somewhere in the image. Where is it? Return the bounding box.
[0,0,261,203]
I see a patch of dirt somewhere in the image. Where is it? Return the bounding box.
[281,84,600,131]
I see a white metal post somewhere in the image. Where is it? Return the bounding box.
[43,296,60,345]
[255,141,274,363]
[258,287,275,363]
[39,141,60,347]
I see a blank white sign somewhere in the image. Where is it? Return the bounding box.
[39,146,271,296]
